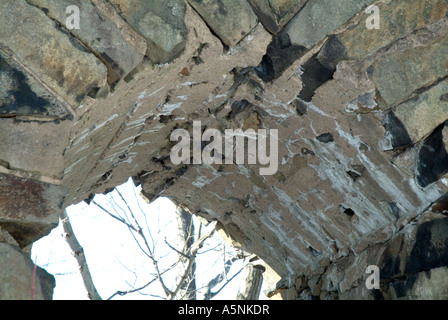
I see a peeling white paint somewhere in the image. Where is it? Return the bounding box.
[90,114,119,134]
[64,156,86,174]
[307,101,331,118]
[177,95,189,101]
[159,102,182,116]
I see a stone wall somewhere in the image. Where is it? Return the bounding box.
[1,0,448,299]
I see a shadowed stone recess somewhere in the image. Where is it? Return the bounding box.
[0,48,71,119]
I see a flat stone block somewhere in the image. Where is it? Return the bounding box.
[188,0,258,47]
[109,0,187,63]
[0,173,66,247]
[0,0,107,107]
[28,0,144,85]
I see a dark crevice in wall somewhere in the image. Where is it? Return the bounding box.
[255,33,307,82]
[416,122,448,188]
[297,54,335,102]
[382,111,413,150]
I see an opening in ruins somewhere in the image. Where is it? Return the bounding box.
[31,178,267,300]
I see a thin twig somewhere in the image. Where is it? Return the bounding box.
[168,221,217,300]
[92,200,138,233]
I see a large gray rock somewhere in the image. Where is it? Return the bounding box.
[109,0,187,63]
[0,48,71,120]
[0,243,55,300]
[0,173,65,247]
[324,0,448,63]
[188,0,258,47]
[0,118,70,179]
[28,0,145,86]
[369,33,448,108]
[390,267,448,300]
[394,78,448,144]
[0,0,107,107]
[283,0,374,49]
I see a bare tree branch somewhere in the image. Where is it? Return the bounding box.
[201,256,243,300]
[92,200,138,233]
[60,210,102,300]
[97,191,174,298]
[164,239,190,259]
[87,183,244,301]
[107,277,158,300]
[168,221,217,300]
[236,263,266,300]
[203,264,245,300]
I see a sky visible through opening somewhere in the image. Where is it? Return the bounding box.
[31,178,267,300]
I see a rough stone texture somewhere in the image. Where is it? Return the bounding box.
[369,33,448,108]
[0,48,71,119]
[187,0,259,47]
[0,243,55,300]
[392,267,448,300]
[313,215,448,300]
[283,0,375,49]
[109,0,187,63]
[320,0,448,67]
[0,118,70,179]
[394,78,448,144]
[2,0,448,300]
[0,0,107,108]
[0,173,64,247]
[28,0,145,86]
[247,0,308,34]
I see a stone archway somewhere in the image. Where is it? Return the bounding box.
[2,0,448,299]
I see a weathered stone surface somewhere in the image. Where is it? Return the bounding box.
[390,267,448,300]
[0,0,107,107]
[0,173,65,247]
[325,0,448,63]
[0,226,19,247]
[415,123,448,188]
[0,118,70,179]
[61,7,272,206]
[0,48,72,120]
[282,0,374,49]
[248,0,307,34]
[2,0,448,301]
[303,215,448,300]
[109,0,187,63]
[394,78,448,144]
[0,243,55,300]
[368,33,448,108]
[28,0,145,86]
[187,0,258,47]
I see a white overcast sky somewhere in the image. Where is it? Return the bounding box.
[31,178,266,300]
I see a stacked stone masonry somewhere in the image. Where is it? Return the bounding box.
[1,0,448,299]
